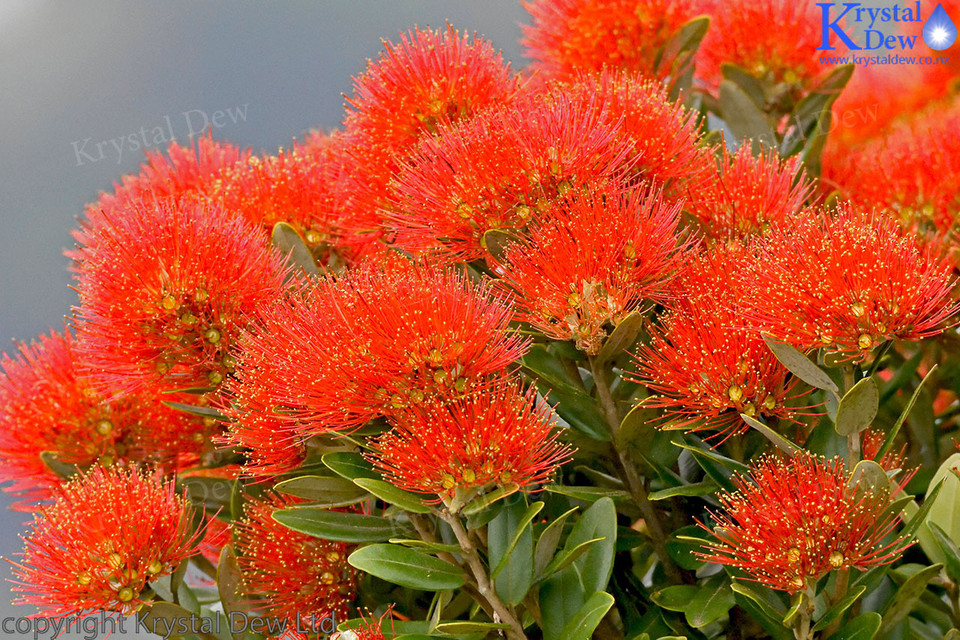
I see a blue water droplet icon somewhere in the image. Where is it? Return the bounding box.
[923,3,957,51]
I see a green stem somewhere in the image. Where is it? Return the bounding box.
[589,356,686,585]
[793,588,817,640]
[842,366,861,469]
[440,511,528,640]
[822,568,850,638]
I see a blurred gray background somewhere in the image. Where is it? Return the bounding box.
[0,2,527,637]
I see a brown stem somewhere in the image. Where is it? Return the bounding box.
[440,510,528,640]
[589,356,686,584]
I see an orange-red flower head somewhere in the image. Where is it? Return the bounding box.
[10,465,199,617]
[367,376,573,505]
[631,245,810,438]
[234,493,358,629]
[388,83,634,263]
[689,144,812,239]
[700,453,910,593]
[521,0,700,81]
[741,205,959,359]
[341,25,519,242]
[226,260,528,475]
[74,196,288,396]
[0,330,216,507]
[495,183,690,353]
[696,0,832,98]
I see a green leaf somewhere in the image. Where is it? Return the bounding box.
[435,621,511,634]
[322,451,380,481]
[667,529,712,571]
[216,546,256,640]
[388,538,462,555]
[595,311,645,365]
[718,79,777,147]
[720,63,766,108]
[877,365,938,460]
[556,591,615,640]
[534,507,578,577]
[162,400,230,421]
[780,63,854,158]
[834,376,879,436]
[521,344,584,396]
[925,522,960,581]
[137,603,209,639]
[348,544,465,591]
[878,563,942,635]
[544,485,631,502]
[917,454,960,563]
[673,439,750,491]
[39,451,79,481]
[763,337,840,397]
[740,413,800,454]
[537,537,605,581]
[272,221,319,276]
[481,228,519,262]
[658,15,711,99]
[685,575,736,628]
[273,475,371,507]
[847,460,891,503]
[812,585,866,631]
[182,476,234,514]
[353,477,431,514]
[550,388,612,441]
[488,497,536,605]
[273,508,404,543]
[649,481,718,501]
[826,612,881,640]
[461,483,520,516]
[651,585,699,612]
[730,581,787,620]
[539,497,617,640]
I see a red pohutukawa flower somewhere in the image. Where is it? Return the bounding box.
[521,0,700,81]
[10,465,199,617]
[340,25,519,241]
[0,330,216,507]
[494,183,689,354]
[388,83,634,262]
[741,205,960,359]
[226,260,528,475]
[688,144,812,238]
[234,493,358,630]
[208,131,360,265]
[560,71,712,199]
[822,98,960,234]
[699,453,910,593]
[331,608,393,640]
[632,245,808,438]
[695,0,832,97]
[368,377,573,505]
[75,135,247,251]
[74,196,288,396]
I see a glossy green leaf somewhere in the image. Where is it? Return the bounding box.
[651,585,700,612]
[916,454,960,564]
[877,365,938,460]
[741,413,800,454]
[847,460,891,503]
[834,376,879,436]
[878,564,941,635]
[217,545,257,640]
[434,621,511,634]
[686,576,736,628]
[718,79,776,147]
[763,337,840,397]
[667,529,711,571]
[39,451,79,481]
[461,483,519,516]
[649,481,718,501]
[812,585,866,631]
[387,538,462,555]
[348,544,464,591]
[521,344,584,396]
[544,485,631,502]
[595,311,645,365]
[534,506,578,577]
[550,388,612,441]
[182,476,234,514]
[273,508,404,542]
[353,477,431,514]
[481,228,519,262]
[720,63,765,107]
[274,475,371,507]
[730,581,788,620]
[826,612,881,640]
[272,221,318,276]
[322,451,380,481]
[556,591,615,640]
[488,497,535,605]
[926,522,960,581]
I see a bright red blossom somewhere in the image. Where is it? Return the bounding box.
[341,25,519,243]
[234,493,358,629]
[11,466,199,617]
[700,453,910,593]
[0,330,216,508]
[388,83,634,262]
[696,0,831,96]
[495,184,689,354]
[822,98,960,234]
[368,377,573,503]
[227,260,528,475]
[74,197,288,396]
[689,144,812,238]
[521,0,700,81]
[741,205,959,359]
[632,245,809,438]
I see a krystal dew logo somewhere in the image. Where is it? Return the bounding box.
[817,2,957,51]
